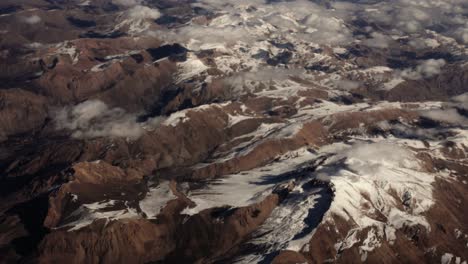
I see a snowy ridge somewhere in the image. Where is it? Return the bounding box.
[175,54,209,83]
[182,148,317,216]
[314,138,439,261]
[60,200,139,231]
[230,135,444,262]
[140,181,177,219]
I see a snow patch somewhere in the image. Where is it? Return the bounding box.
[441,253,454,264]
[60,200,139,231]
[139,181,177,219]
[315,139,435,253]
[182,148,317,216]
[175,54,209,83]
[55,42,80,65]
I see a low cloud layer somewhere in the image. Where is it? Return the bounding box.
[165,0,468,49]
[360,0,468,44]
[420,93,468,126]
[333,80,361,91]
[343,142,418,175]
[155,0,353,47]
[22,15,41,24]
[222,68,302,96]
[54,100,144,139]
[157,25,254,50]
[452,93,468,110]
[125,5,161,20]
[361,32,393,49]
[112,0,141,6]
[316,142,419,181]
[400,59,446,80]
[421,109,467,125]
[224,68,301,86]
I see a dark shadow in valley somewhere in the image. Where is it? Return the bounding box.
[292,184,333,240]
[8,194,50,257]
[67,17,96,28]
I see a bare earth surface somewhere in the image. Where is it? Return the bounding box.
[0,0,468,263]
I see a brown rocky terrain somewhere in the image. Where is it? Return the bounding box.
[1,0,468,263]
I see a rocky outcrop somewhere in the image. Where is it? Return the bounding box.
[36,189,289,264]
[1,0,468,263]
[0,89,48,141]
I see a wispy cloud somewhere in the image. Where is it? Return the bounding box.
[112,0,141,6]
[22,15,41,24]
[419,93,468,126]
[54,100,145,139]
[125,5,161,20]
[400,59,446,80]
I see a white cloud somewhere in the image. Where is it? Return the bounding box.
[408,38,440,49]
[155,25,254,49]
[301,11,352,45]
[343,142,419,175]
[452,93,468,110]
[125,5,161,20]
[334,80,360,91]
[417,93,468,126]
[195,0,265,9]
[454,27,468,44]
[362,32,392,49]
[54,100,144,139]
[224,68,301,86]
[400,59,446,80]
[155,0,353,47]
[421,109,467,125]
[22,15,41,24]
[316,141,419,181]
[112,0,141,6]
[152,0,466,49]
[361,0,468,44]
